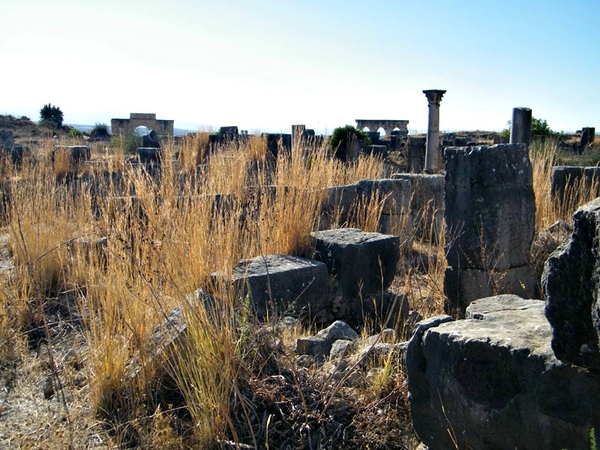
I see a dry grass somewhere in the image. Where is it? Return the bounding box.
[531,139,600,231]
[1,135,400,447]
[3,133,592,448]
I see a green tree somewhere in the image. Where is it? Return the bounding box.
[328,125,372,161]
[531,117,554,139]
[39,103,64,129]
[502,116,563,141]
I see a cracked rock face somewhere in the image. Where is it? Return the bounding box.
[542,197,600,370]
[407,295,600,450]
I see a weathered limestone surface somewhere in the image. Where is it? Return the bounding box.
[137,147,162,164]
[551,166,600,201]
[231,254,330,325]
[321,179,412,235]
[142,129,161,148]
[444,144,534,269]
[311,228,399,299]
[0,129,14,150]
[391,173,444,241]
[444,144,536,312]
[52,145,91,165]
[295,320,360,361]
[444,265,536,310]
[510,106,532,145]
[407,295,600,450]
[542,197,600,370]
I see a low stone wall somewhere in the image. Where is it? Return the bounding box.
[320,175,443,242]
[551,165,600,200]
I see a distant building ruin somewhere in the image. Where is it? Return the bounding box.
[355,119,409,137]
[111,113,174,137]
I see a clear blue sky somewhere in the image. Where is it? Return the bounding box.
[2,0,599,134]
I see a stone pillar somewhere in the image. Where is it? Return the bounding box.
[510,107,532,146]
[580,127,595,152]
[443,144,536,315]
[292,124,306,156]
[423,90,446,173]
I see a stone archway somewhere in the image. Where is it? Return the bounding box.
[355,119,409,137]
[111,113,174,137]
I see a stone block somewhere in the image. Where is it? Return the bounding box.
[550,166,600,201]
[542,197,600,370]
[581,127,595,147]
[444,144,534,270]
[219,126,239,137]
[407,295,600,450]
[391,173,444,241]
[294,320,359,361]
[311,228,399,299]
[142,130,161,148]
[444,264,536,315]
[355,179,411,216]
[52,145,91,165]
[322,184,359,220]
[320,179,411,235]
[231,254,330,325]
[0,129,14,151]
[137,147,162,164]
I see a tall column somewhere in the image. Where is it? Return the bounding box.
[423,89,446,173]
[510,107,532,146]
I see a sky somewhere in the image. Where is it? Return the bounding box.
[2,0,599,134]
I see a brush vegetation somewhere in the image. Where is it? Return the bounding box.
[0,133,596,448]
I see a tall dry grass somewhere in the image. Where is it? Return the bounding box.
[1,134,388,445]
[531,139,600,231]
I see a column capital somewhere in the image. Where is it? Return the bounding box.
[423,89,446,106]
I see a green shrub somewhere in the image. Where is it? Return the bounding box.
[39,103,63,129]
[110,130,141,154]
[328,125,372,156]
[69,128,83,138]
[91,123,110,140]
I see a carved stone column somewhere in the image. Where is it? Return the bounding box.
[423,89,446,173]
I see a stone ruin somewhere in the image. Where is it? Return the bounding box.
[6,109,598,446]
[111,113,174,138]
[406,197,600,449]
[443,143,536,315]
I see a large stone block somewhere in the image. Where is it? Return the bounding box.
[407,295,600,450]
[444,264,536,315]
[444,144,534,270]
[391,173,444,241]
[137,147,162,164]
[320,179,411,235]
[542,197,600,370]
[355,179,411,216]
[52,145,91,166]
[550,166,600,201]
[311,228,399,299]
[231,254,330,325]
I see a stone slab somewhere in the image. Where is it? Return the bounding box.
[231,254,330,325]
[407,295,600,450]
[311,228,399,299]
